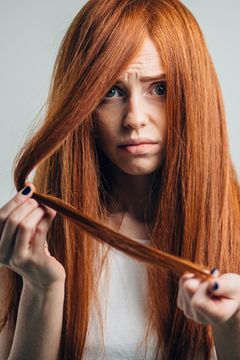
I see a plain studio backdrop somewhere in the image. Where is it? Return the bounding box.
[0,0,239,206]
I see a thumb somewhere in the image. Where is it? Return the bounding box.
[207,273,240,298]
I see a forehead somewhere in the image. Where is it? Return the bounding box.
[118,36,164,81]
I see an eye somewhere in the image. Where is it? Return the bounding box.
[104,86,123,98]
[152,82,167,96]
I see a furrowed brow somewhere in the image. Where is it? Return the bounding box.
[116,73,166,83]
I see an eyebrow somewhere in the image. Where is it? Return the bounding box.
[116,73,166,83]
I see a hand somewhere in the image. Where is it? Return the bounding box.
[0,182,66,290]
[177,270,240,326]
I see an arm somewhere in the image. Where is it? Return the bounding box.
[8,280,65,360]
[212,310,240,360]
[0,184,67,360]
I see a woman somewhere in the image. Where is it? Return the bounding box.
[0,0,240,359]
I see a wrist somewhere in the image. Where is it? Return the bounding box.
[23,278,66,295]
[212,306,240,333]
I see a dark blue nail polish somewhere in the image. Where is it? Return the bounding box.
[210,268,218,275]
[21,186,31,195]
[212,282,219,291]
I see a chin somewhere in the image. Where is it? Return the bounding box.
[101,152,163,176]
[117,162,161,176]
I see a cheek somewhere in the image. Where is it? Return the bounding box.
[95,107,122,143]
[96,121,117,146]
[94,122,118,158]
[95,101,124,123]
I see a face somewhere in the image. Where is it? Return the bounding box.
[94,36,167,176]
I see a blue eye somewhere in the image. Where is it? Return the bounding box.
[103,83,166,100]
[105,86,122,98]
[153,82,167,96]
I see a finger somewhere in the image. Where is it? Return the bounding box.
[177,287,184,310]
[207,273,240,299]
[181,285,197,319]
[179,268,219,300]
[178,273,193,309]
[30,209,56,255]
[180,272,195,282]
[191,280,239,324]
[0,184,35,236]
[178,272,195,292]
[177,287,193,317]
[38,203,57,218]
[180,272,201,299]
[24,181,36,193]
[0,198,39,264]
[210,268,220,277]
[12,206,47,261]
[182,277,202,298]
[179,273,199,319]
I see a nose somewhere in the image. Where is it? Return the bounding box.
[122,95,149,130]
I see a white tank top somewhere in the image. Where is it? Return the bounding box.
[84,239,156,359]
[83,239,217,360]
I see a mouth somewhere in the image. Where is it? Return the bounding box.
[118,138,159,147]
[118,141,160,155]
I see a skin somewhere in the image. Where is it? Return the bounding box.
[0,182,66,360]
[178,271,240,359]
[95,35,167,238]
[0,36,240,359]
[0,182,65,288]
[95,35,240,358]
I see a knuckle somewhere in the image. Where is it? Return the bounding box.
[37,207,46,217]
[9,256,24,268]
[28,199,38,207]
[14,195,24,205]
[35,226,45,235]
[9,253,30,268]
[18,222,33,232]
[7,215,20,228]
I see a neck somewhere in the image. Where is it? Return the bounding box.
[106,163,159,223]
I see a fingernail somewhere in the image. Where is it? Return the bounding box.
[21,186,32,195]
[212,282,219,291]
[210,268,219,275]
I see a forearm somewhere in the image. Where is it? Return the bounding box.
[8,281,65,360]
[212,311,240,360]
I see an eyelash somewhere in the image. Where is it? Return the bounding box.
[103,82,167,99]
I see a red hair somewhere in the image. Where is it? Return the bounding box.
[1,0,240,359]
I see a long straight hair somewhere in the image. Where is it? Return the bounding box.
[1,0,240,359]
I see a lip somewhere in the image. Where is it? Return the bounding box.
[118,142,160,155]
[118,138,159,146]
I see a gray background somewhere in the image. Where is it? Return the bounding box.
[0,1,239,206]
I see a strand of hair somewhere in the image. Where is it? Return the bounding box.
[32,192,211,279]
